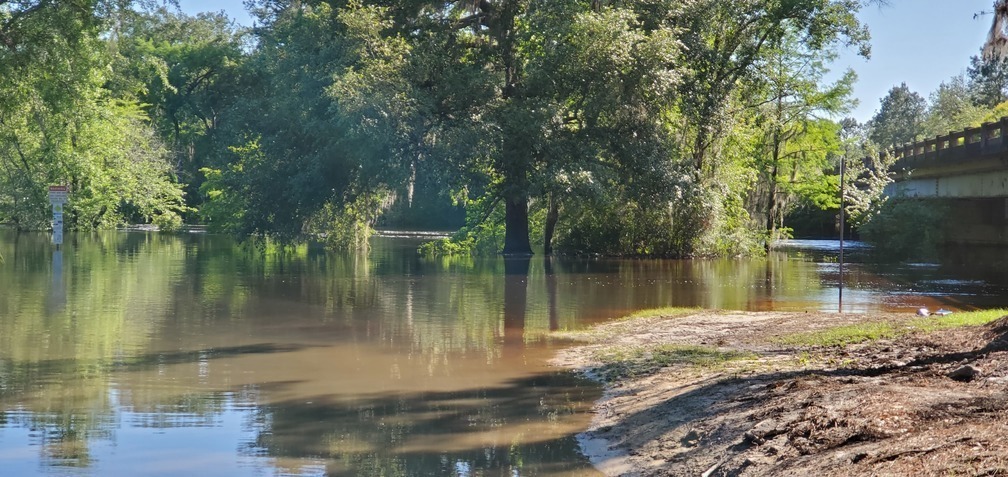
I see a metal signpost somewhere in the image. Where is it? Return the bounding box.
[838,157,845,314]
[48,185,68,247]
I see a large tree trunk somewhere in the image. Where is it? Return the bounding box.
[765,129,781,252]
[503,196,532,255]
[496,1,531,257]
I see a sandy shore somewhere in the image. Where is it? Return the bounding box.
[553,310,1008,476]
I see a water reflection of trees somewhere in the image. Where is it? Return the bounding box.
[0,231,188,467]
[0,231,837,475]
[0,232,600,474]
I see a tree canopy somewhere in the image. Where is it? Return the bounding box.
[0,0,897,257]
[0,0,187,230]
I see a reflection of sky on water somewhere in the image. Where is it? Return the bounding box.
[775,239,872,251]
[1,393,328,477]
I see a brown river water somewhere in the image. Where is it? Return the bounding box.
[1,230,1006,476]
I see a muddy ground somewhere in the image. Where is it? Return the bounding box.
[553,310,1008,476]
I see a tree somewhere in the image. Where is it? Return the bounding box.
[110,8,248,216]
[672,0,870,179]
[397,0,869,256]
[868,83,927,149]
[923,74,988,137]
[197,0,874,257]
[201,2,369,243]
[749,31,854,245]
[839,117,892,228]
[967,55,1008,107]
[975,0,1008,106]
[398,1,679,255]
[0,0,187,230]
[211,1,680,255]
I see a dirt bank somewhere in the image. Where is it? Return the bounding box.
[554,310,1008,476]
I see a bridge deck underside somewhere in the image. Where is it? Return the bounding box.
[886,169,1008,199]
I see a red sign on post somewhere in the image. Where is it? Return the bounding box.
[48,185,68,204]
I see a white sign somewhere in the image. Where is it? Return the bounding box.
[49,186,67,246]
[52,212,63,246]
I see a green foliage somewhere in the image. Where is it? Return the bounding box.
[197,165,244,234]
[307,191,393,250]
[619,307,701,321]
[778,309,1008,347]
[868,83,927,149]
[859,198,950,261]
[196,3,419,246]
[967,55,1008,108]
[777,322,898,347]
[1,0,882,256]
[71,100,189,230]
[593,344,755,382]
[921,75,989,138]
[837,118,892,227]
[187,0,874,257]
[672,2,866,251]
[418,195,505,257]
[556,180,686,256]
[0,3,188,231]
[909,308,1008,332]
[109,7,248,218]
[674,0,869,175]
[550,142,764,257]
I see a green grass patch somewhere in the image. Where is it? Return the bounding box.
[553,307,701,342]
[776,322,899,347]
[909,308,1008,332]
[777,309,1008,348]
[593,344,754,382]
[618,307,700,321]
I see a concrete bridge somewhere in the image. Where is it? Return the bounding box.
[884,118,1008,246]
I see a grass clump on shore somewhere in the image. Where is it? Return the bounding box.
[909,308,1008,332]
[776,322,899,347]
[777,309,1008,348]
[553,307,700,343]
[593,344,754,382]
[618,307,700,321]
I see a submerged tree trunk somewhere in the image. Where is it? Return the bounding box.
[503,196,532,255]
[545,257,559,331]
[502,256,530,358]
[543,194,558,255]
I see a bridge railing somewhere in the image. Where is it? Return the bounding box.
[890,117,1008,171]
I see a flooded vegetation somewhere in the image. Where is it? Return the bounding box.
[2,231,1008,475]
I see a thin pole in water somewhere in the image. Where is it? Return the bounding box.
[839,154,845,313]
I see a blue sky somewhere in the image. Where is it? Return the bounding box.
[835,0,994,121]
[178,0,998,122]
[177,0,252,26]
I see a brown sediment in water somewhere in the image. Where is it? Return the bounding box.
[554,310,1008,476]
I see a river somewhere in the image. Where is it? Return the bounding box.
[1,230,1006,476]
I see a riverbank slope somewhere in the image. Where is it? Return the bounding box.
[554,309,1008,476]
